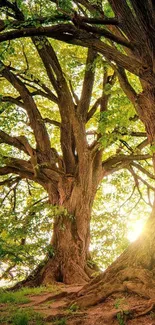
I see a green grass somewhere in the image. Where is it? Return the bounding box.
[11,308,44,325]
[68,303,79,313]
[0,285,60,324]
[15,285,57,296]
[0,284,58,304]
[53,318,67,325]
[0,290,30,304]
[0,307,45,324]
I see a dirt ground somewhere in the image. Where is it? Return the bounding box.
[1,284,155,324]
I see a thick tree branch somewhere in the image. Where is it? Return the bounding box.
[73,21,133,49]
[32,40,59,94]
[0,15,119,32]
[73,16,119,26]
[129,0,155,37]
[1,64,51,157]
[44,118,61,127]
[87,98,101,121]
[18,73,59,103]
[0,165,34,180]
[117,67,137,105]
[33,37,77,173]
[136,139,148,150]
[0,95,24,108]
[0,131,30,155]
[77,48,97,120]
[69,80,79,105]
[102,153,152,176]
[0,24,151,83]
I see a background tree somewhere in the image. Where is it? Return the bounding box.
[0,0,155,294]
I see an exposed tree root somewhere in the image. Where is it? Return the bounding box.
[132,301,155,317]
[33,291,69,305]
[45,312,87,323]
[71,267,155,308]
[97,302,155,324]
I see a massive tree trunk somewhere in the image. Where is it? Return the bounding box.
[18,151,102,287]
[33,189,94,285]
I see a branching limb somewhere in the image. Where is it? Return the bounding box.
[77,48,97,120]
[0,24,146,82]
[0,161,35,181]
[0,95,25,108]
[69,79,79,105]
[117,67,137,105]
[44,118,61,127]
[102,154,152,176]
[0,179,19,207]
[1,63,51,156]
[132,162,155,180]
[32,36,65,95]
[136,139,148,151]
[0,264,16,281]
[0,132,44,179]
[119,185,136,208]
[87,98,101,121]
[128,165,147,204]
[73,15,119,26]
[0,130,31,155]
[0,176,20,187]
[72,20,133,49]
[18,72,58,103]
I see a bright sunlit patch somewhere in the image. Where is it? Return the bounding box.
[127,219,145,242]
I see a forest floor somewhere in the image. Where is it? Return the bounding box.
[0,283,155,324]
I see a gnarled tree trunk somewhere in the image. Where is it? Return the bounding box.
[18,152,102,287]
[34,192,94,285]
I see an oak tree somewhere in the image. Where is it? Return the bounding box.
[0,0,155,301]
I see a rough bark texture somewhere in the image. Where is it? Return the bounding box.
[15,174,100,287]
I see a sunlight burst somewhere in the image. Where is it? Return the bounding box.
[127,219,145,242]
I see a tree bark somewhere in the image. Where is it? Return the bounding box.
[16,170,99,288]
